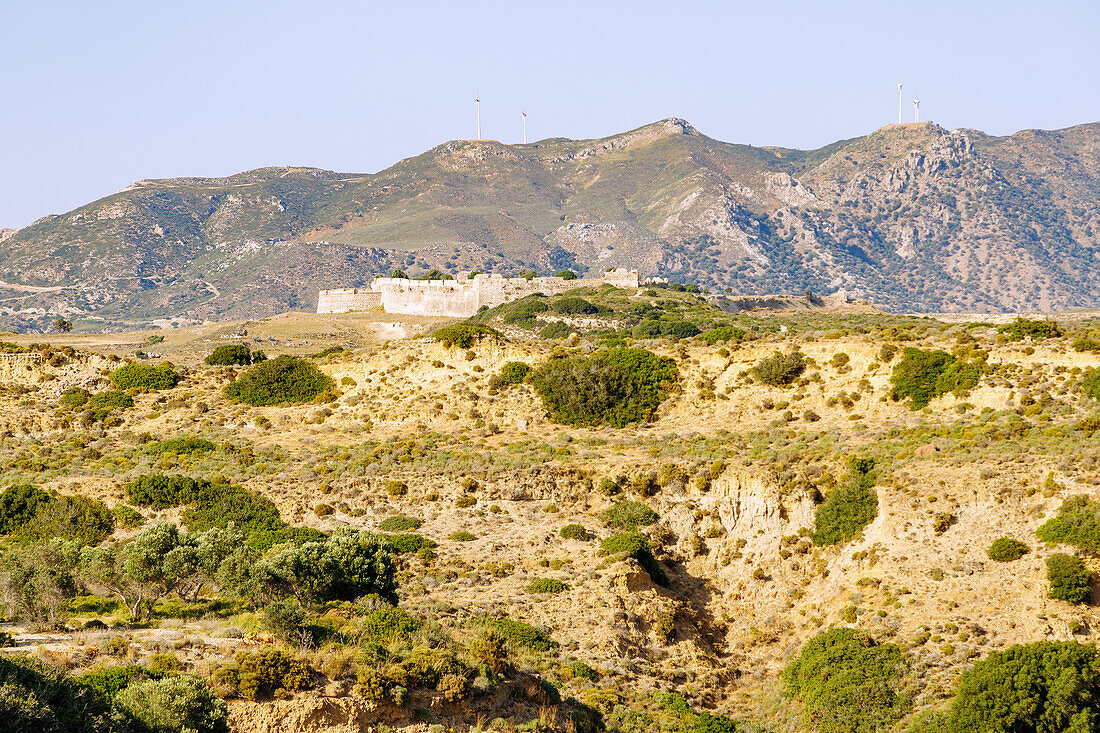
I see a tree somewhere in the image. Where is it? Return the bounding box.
[254,530,396,608]
[530,347,679,428]
[1046,553,1092,604]
[53,318,73,333]
[389,269,408,279]
[0,541,78,624]
[782,628,910,733]
[79,522,190,619]
[114,675,229,733]
[946,642,1100,732]
[205,344,253,366]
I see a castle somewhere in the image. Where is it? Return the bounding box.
[317,269,640,317]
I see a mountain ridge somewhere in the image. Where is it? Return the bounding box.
[3,117,1100,331]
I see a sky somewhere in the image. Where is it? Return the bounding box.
[1,0,1098,228]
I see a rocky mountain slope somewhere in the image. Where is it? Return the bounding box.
[3,118,1099,331]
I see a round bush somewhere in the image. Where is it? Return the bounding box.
[559,523,591,541]
[114,675,228,733]
[987,537,1029,562]
[527,578,568,594]
[947,641,1100,732]
[1047,553,1092,604]
[378,515,422,532]
[551,297,599,315]
[782,628,910,733]
[205,344,254,366]
[110,362,181,391]
[499,361,531,384]
[224,356,334,406]
[530,347,678,428]
[751,350,806,387]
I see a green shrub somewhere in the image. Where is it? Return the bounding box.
[15,493,113,546]
[699,326,745,344]
[530,347,678,428]
[379,515,422,532]
[540,321,573,339]
[484,617,555,652]
[147,653,183,677]
[356,604,419,646]
[599,500,658,530]
[551,297,599,315]
[751,350,806,386]
[78,664,153,699]
[945,641,1100,732]
[87,390,134,411]
[221,649,311,701]
[782,628,910,733]
[125,474,291,549]
[448,531,477,541]
[110,362,181,391]
[384,533,437,554]
[556,270,578,280]
[1036,495,1100,553]
[112,504,144,529]
[0,656,115,732]
[205,344,255,366]
[114,674,228,732]
[224,356,334,406]
[813,461,878,547]
[987,537,1029,562]
[1082,368,1100,401]
[0,484,51,534]
[889,348,984,409]
[125,474,205,510]
[1074,336,1100,353]
[632,320,664,339]
[599,532,668,586]
[661,321,701,340]
[559,524,591,541]
[499,361,531,384]
[527,578,568,594]
[145,436,216,456]
[693,712,739,733]
[1046,554,1091,604]
[501,297,550,326]
[59,387,91,407]
[432,323,500,349]
[998,317,1061,341]
[262,599,306,645]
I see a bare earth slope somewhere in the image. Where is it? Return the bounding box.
[4,309,1100,730]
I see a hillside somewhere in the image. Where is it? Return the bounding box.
[3,118,1100,331]
[4,306,1100,731]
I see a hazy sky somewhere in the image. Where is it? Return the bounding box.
[2,0,1098,228]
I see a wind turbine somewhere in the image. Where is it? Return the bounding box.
[475,94,481,140]
[522,110,527,144]
[913,96,920,123]
[897,82,903,124]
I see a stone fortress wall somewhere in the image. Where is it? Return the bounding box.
[317,269,639,317]
[315,288,382,314]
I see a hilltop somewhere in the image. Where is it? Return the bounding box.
[3,118,1100,331]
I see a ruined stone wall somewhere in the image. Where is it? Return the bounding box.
[375,279,481,317]
[317,269,641,317]
[316,289,382,314]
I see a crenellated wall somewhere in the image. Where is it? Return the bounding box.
[317,269,640,317]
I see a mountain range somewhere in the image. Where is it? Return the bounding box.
[2,117,1099,331]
